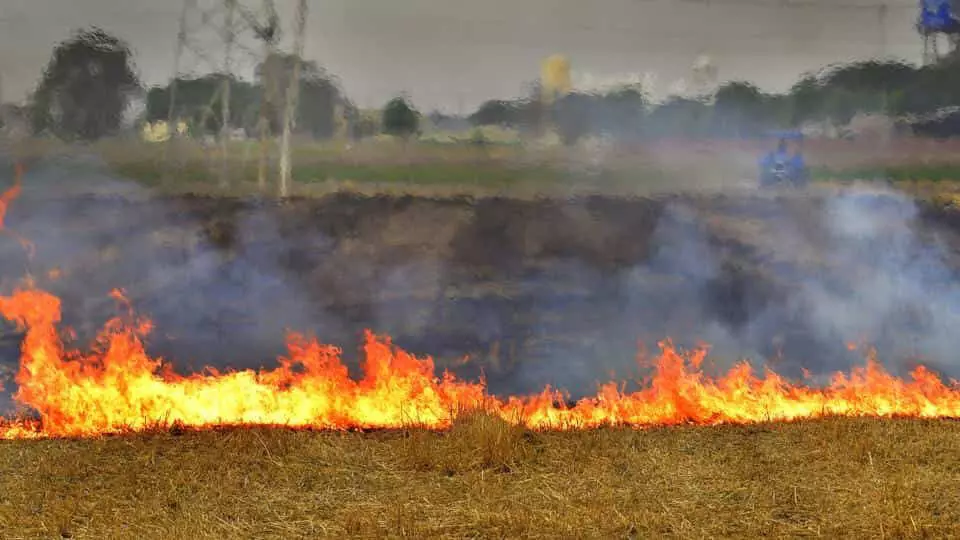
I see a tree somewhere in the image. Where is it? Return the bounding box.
[597,86,646,139]
[470,99,524,127]
[645,96,711,138]
[256,53,341,138]
[821,60,915,111]
[382,96,419,140]
[31,27,141,140]
[143,53,343,139]
[895,57,960,116]
[788,75,823,126]
[712,81,767,137]
[552,93,595,145]
[145,75,258,136]
[343,102,378,141]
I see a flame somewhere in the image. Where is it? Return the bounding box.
[0,163,35,258]
[0,163,23,230]
[0,284,957,439]
[0,169,957,440]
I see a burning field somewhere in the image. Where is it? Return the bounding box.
[0,158,959,536]
[2,285,959,439]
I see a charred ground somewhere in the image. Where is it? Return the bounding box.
[2,182,960,403]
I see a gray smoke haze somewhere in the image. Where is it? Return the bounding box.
[506,187,960,398]
[797,189,960,377]
[0,155,344,388]
[2,154,960,413]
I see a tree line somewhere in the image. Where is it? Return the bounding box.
[18,26,960,144]
[20,27,422,143]
[471,58,960,144]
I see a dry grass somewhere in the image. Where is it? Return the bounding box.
[0,415,957,539]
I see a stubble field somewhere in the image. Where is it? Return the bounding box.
[1,141,960,538]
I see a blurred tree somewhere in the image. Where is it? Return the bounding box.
[552,92,595,146]
[145,75,257,136]
[256,53,341,139]
[645,96,711,138]
[144,53,343,139]
[382,96,420,140]
[470,99,526,127]
[712,81,767,137]
[600,86,646,139]
[343,101,378,141]
[31,27,141,140]
[896,57,960,116]
[788,74,823,126]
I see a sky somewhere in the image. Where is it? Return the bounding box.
[0,0,925,114]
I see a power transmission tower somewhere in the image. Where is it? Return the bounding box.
[219,0,237,189]
[279,0,309,198]
[164,0,255,183]
[162,0,194,176]
[238,0,281,191]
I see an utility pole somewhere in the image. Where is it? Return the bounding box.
[163,0,193,175]
[279,0,308,198]
[219,0,237,189]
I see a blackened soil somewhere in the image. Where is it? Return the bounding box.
[1,190,958,398]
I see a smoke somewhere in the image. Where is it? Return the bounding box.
[0,155,350,405]
[500,200,757,397]
[793,188,960,378]
[2,152,960,411]
[501,186,960,398]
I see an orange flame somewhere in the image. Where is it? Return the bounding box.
[0,163,35,258]
[0,163,23,230]
[0,285,957,439]
[0,171,957,439]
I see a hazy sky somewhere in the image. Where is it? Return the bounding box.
[0,0,923,113]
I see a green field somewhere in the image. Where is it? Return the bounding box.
[10,135,960,201]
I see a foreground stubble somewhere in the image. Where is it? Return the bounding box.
[0,416,957,539]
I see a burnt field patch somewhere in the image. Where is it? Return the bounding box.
[1,190,959,401]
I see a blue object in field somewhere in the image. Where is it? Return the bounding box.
[758,150,793,173]
[765,130,803,141]
[919,0,960,33]
[758,135,807,186]
[790,152,806,171]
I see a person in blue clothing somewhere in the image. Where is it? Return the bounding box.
[788,142,809,186]
[759,134,808,187]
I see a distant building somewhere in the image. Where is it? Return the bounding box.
[541,55,572,105]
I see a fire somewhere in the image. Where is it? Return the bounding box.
[0,163,23,230]
[0,162,35,257]
[0,284,957,439]
[0,166,957,439]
